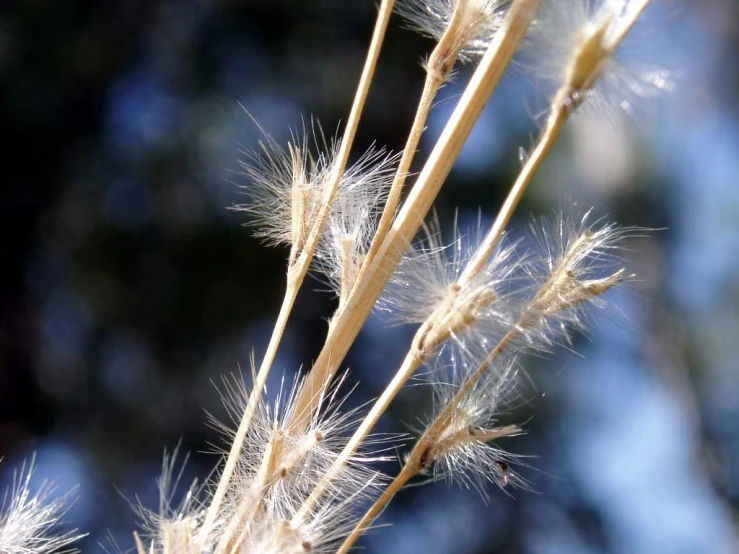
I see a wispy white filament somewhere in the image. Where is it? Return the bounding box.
[207,371,390,553]
[424,359,527,497]
[314,147,398,301]
[526,0,673,117]
[519,208,639,347]
[397,0,512,62]
[0,459,83,554]
[381,215,520,363]
[135,448,210,554]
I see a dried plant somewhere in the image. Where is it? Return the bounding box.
[0,458,84,554]
[1,0,673,552]
[129,1,671,553]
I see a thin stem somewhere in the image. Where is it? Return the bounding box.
[458,0,652,286]
[290,0,541,432]
[294,0,397,277]
[134,532,148,554]
[345,220,630,545]
[296,231,496,520]
[611,0,651,47]
[202,273,299,544]
[358,70,441,274]
[337,462,417,554]
[437,328,519,429]
[200,0,396,543]
[360,0,475,272]
[214,428,282,554]
[310,13,486,491]
[459,101,569,285]
[292,350,423,523]
[339,325,520,553]
[218,424,324,554]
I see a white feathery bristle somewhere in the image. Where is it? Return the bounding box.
[0,459,83,554]
[235,119,398,275]
[381,215,520,362]
[518,208,638,347]
[242,476,384,554]
[208,370,390,553]
[313,146,398,304]
[396,0,511,63]
[526,0,673,117]
[235,120,335,251]
[420,359,526,497]
[135,448,210,554]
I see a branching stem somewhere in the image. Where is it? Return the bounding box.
[290,0,542,434]
[292,350,423,524]
[199,0,397,543]
[361,0,476,272]
[459,0,651,285]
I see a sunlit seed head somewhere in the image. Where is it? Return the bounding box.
[313,147,398,304]
[236,117,398,273]
[396,0,511,63]
[134,447,209,554]
[526,0,673,118]
[518,208,640,347]
[234,119,335,254]
[381,214,519,363]
[0,458,84,554]
[208,368,391,551]
[417,360,527,497]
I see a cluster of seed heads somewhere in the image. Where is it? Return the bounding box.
[0,1,672,553]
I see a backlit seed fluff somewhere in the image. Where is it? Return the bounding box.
[518,208,638,347]
[396,0,511,63]
[235,120,396,267]
[420,360,526,497]
[206,371,389,553]
[0,460,83,554]
[381,216,519,361]
[314,147,398,305]
[134,449,209,554]
[527,0,674,116]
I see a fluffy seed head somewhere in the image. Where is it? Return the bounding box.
[397,0,512,63]
[208,369,389,553]
[235,121,332,252]
[134,448,210,554]
[417,360,526,497]
[313,147,398,305]
[518,208,638,347]
[381,215,519,362]
[235,120,396,268]
[0,459,83,554]
[527,0,673,117]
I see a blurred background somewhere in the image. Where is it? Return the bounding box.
[1,0,738,552]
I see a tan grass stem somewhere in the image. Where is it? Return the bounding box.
[459,0,652,285]
[199,0,397,543]
[289,0,542,434]
[361,0,480,273]
[459,98,569,285]
[338,325,521,553]
[337,461,418,554]
[342,223,630,549]
[134,532,148,554]
[292,350,423,524]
